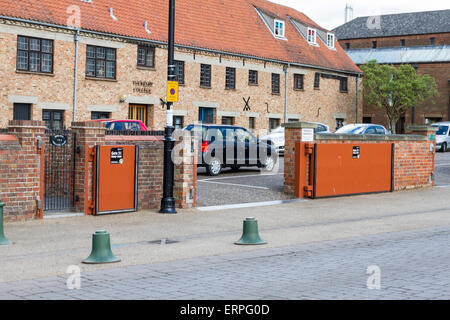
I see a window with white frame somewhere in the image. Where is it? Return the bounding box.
[274,19,285,38]
[307,28,317,44]
[327,33,335,48]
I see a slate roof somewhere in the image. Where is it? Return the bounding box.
[0,0,361,74]
[333,9,450,40]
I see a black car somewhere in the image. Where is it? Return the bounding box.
[184,124,277,176]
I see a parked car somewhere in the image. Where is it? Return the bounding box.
[259,122,331,155]
[334,123,389,135]
[90,119,149,131]
[184,124,277,176]
[432,122,450,152]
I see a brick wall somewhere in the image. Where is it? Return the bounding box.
[0,120,195,221]
[284,123,436,197]
[0,121,46,221]
[73,122,195,213]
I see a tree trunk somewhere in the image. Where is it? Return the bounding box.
[389,118,398,134]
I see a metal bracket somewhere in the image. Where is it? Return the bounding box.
[36,136,43,151]
[304,186,313,198]
[305,144,314,155]
[36,196,41,210]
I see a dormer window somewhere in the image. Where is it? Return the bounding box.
[327,33,335,48]
[307,28,317,44]
[274,19,285,38]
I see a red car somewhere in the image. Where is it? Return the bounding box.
[90,119,149,131]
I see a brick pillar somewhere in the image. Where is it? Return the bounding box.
[283,122,317,195]
[70,121,106,214]
[4,120,46,221]
[406,125,438,186]
[173,133,195,209]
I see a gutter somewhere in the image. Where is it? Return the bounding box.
[284,64,290,123]
[73,29,80,122]
[0,15,362,76]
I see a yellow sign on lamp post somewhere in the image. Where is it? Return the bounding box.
[166,81,179,103]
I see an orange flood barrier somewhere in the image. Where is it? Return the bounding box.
[95,145,138,215]
[296,142,394,199]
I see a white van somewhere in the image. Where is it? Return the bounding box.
[432,122,450,152]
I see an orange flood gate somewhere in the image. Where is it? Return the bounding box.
[95,145,138,215]
[296,142,394,199]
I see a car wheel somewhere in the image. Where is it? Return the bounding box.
[206,158,222,176]
[262,156,276,172]
[442,143,448,152]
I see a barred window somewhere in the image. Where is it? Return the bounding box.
[86,45,116,79]
[17,36,53,73]
[340,77,348,93]
[272,73,280,94]
[200,64,211,87]
[314,73,320,89]
[174,60,185,85]
[225,67,236,89]
[294,74,304,90]
[137,45,155,68]
[249,70,258,85]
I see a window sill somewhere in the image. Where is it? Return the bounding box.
[248,83,259,86]
[340,90,349,94]
[85,77,118,82]
[137,66,156,71]
[271,92,281,96]
[293,88,304,92]
[225,87,236,91]
[200,85,212,89]
[314,87,320,90]
[16,70,54,77]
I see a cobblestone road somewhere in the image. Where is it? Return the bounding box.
[1,224,449,300]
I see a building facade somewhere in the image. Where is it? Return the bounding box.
[334,9,450,132]
[0,0,362,134]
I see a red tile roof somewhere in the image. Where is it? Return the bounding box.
[0,0,361,74]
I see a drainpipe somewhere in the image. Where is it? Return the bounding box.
[284,63,290,124]
[356,74,360,123]
[73,29,80,122]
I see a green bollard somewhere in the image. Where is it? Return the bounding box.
[82,230,121,264]
[235,217,267,245]
[0,201,11,246]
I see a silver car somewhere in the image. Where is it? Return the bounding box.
[259,122,331,155]
[432,122,450,152]
[335,123,390,135]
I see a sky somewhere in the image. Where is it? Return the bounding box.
[270,0,449,30]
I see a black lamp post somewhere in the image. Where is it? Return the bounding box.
[160,0,177,214]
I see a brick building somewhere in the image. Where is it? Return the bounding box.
[0,0,361,134]
[334,9,450,133]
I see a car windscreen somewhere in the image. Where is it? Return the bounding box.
[435,126,449,135]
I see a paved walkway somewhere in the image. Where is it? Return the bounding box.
[1,225,449,300]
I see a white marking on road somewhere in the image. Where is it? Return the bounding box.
[436,184,450,188]
[198,180,270,190]
[200,173,283,182]
[196,199,308,211]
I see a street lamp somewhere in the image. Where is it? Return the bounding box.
[160,0,177,214]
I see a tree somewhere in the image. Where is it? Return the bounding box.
[360,61,439,134]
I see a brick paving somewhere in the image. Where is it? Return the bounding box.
[0,225,449,300]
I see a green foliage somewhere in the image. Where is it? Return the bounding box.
[360,61,439,133]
